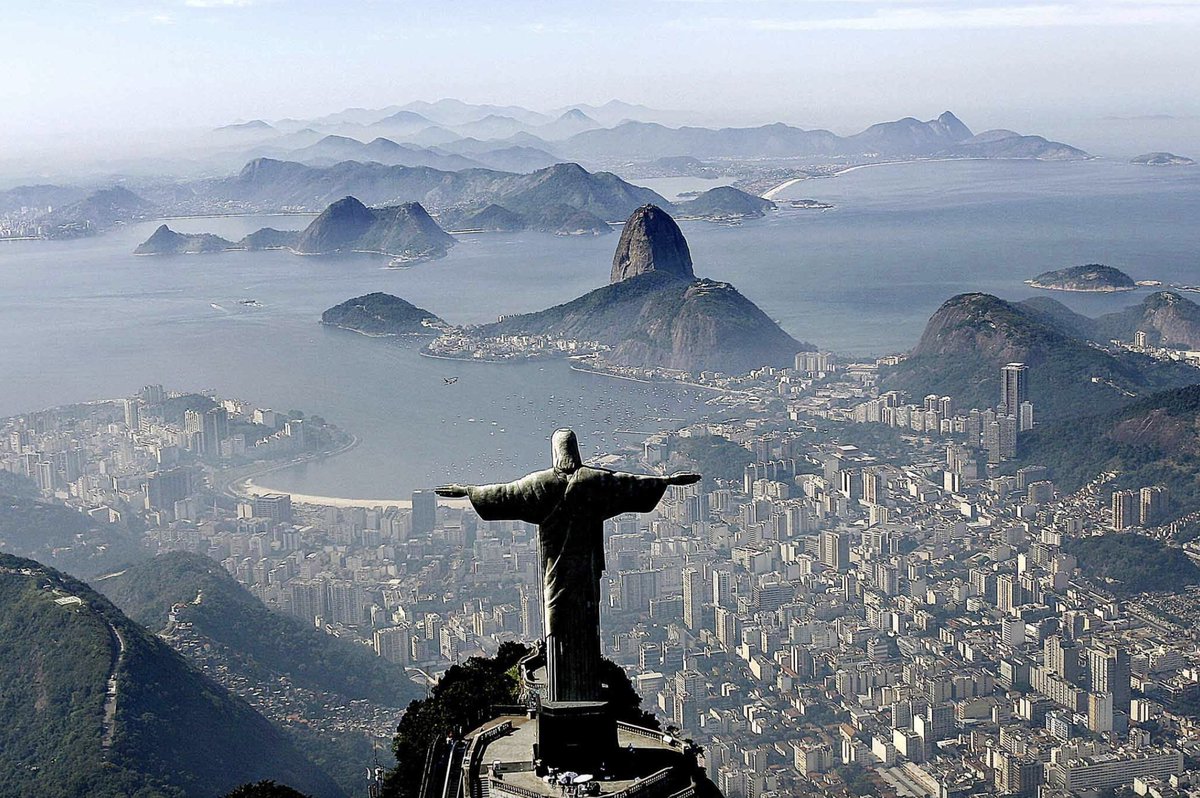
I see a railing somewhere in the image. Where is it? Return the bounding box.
[668,785,696,798]
[488,779,542,798]
[418,737,450,798]
[616,722,681,749]
[610,767,676,798]
[462,720,514,798]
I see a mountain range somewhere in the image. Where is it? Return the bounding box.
[224,106,1087,166]
[199,159,668,221]
[0,552,343,798]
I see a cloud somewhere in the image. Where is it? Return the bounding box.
[150,12,175,24]
[679,2,1200,31]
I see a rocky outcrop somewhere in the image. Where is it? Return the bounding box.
[134,224,235,255]
[610,204,694,284]
[293,196,455,260]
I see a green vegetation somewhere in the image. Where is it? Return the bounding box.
[0,469,35,496]
[224,782,312,798]
[98,551,420,706]
[673,434,755,484]
[0,495,146,577]
[1063,534,1200,596]
[383,642,529,798]
[382,643,659,798]
[1028,264,1136,292]
[481,270,806,374]
[322,292,445,336]
[883,293,1198,422]
[1019,384,1200,519]
[0,552,341,798]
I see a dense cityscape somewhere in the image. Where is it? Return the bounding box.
[6,327,1200,798]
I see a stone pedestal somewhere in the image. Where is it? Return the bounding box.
[537,700,618,771]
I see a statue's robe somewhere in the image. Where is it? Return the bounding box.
[466,466,671,703]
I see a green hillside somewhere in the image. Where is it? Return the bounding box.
[97,551,421,706]
[0,552,343,798]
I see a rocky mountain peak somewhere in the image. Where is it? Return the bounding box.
[610,204,694,284]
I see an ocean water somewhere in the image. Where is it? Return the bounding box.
[1,159,1196,496]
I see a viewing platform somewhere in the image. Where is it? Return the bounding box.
[459,714,702,798]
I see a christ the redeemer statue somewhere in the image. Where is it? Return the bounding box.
[436,429,699,707]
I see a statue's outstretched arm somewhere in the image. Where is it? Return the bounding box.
[437,470,561,524]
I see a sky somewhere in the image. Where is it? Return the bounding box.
[3,0,1199,159]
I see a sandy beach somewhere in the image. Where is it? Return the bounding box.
[236,477,470,509]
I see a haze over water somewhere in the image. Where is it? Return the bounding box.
[2,159,1197,496]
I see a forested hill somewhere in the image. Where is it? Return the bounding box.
[0,552,343,798]
[96,550,421,706]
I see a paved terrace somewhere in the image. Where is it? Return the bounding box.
[468,716,694,798]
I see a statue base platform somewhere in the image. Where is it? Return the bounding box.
[538,700,618,771]
[457,713,705,797]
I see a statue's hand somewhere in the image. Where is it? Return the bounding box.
[668,472,702,486]
[434,484,469,498]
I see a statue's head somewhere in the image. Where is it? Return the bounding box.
[551,428,582,473]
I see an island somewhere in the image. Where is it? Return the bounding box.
[339,204,811,374]
[672,186,776,221]
[1131,152,1195,166]
[321,292,447,336]
[790,198,835,210]
[1026,264,1137,293]
[134,225,235,255]
[293,196,455,260]
[133,196,456,263]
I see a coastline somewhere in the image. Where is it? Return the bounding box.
[1025,281,1138,293]
[237,478,469,510]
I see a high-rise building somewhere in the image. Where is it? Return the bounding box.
[863,467,888,505]
[1112,490,1137,530]
[374,625,412,665]
[146,468,193,513]
[411,489,437,536]
[618,569,658,613]
[983,414,1018,464]
[1088,691,1114,733]
[1001,363,1029,416]
[714,606,740,651]
[123,397,141,430]
[712,569,734,609]
[1019,401,1035,432]
[682,568,705,632]
[1045,636,1082,682]
[184,406,228,459]
[252,493,293,523]
[1140,486,1168,527]
[1090,645,1131,714]
[819,529,850,572]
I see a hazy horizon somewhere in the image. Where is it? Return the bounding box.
[4,0,1200,174]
